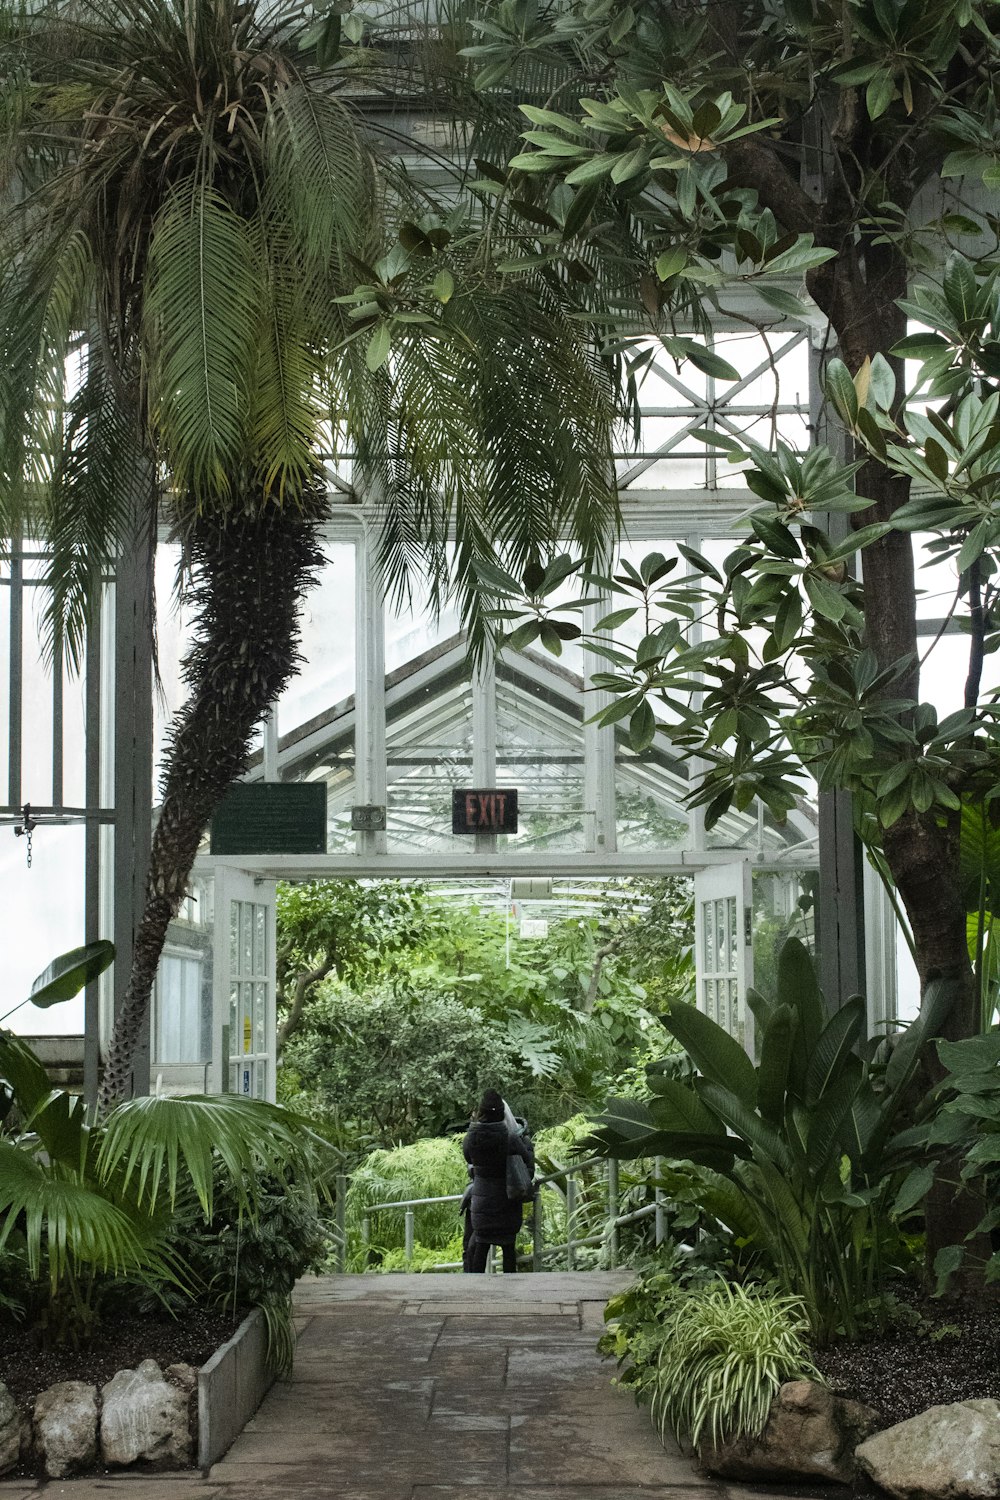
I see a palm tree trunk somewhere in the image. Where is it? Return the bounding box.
[100,490,326,1106]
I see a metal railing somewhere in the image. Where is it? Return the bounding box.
[330,1158,669,1274]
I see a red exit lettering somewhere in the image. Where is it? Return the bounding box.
[464,792,506,827]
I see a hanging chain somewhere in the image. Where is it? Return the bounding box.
[14,803,36,868]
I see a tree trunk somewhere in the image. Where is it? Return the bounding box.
[99,490,326,1106]
[807,224,984,1275]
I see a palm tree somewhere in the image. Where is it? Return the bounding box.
[0,0,620,1103]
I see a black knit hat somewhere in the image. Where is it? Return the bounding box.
[478,1089,504,1122]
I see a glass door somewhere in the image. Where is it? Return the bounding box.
[694,860,754,1055]
[213,867,276,1101]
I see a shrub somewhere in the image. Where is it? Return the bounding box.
[283,985,520,1147]
[587,938,945,1340]
[598,1250,717,1400]
[345,1136,469,1263]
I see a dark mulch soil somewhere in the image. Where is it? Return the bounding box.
[0,1305,240,1476]
[812,1283,1000,1429]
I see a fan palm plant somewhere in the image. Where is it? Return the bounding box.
[1,944,332,1352]
[0,0,620,1103]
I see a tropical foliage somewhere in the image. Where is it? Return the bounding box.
[586,939,944,1341]
[343,1136,470,1267]
[281,986,520,1148]
[0,946,333,1358]
[453,0,1000,1179]
[277,877,693,1148]
[0,0,622,1101]
[907,1030,1000,1292]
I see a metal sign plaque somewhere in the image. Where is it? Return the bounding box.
[210,782,327,855]
[452,788,518,835]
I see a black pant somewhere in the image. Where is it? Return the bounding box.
[468,1237,517,1273]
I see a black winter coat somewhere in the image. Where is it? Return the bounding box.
[462,1121,534,1243]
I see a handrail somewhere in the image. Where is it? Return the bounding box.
[339,1155,668,1275]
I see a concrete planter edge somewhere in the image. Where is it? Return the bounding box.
[197,1306,275,1471]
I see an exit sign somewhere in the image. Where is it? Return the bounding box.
[452,788,518,835]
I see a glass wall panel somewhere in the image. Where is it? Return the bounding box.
[752,869,818,1005]
[20,591,54,805]
[0,571,9,791]
[385,654,474,852]
[153,868,214,1064]
[277,542,356,738]
[495,655,585,852]
[616,332,811,496]
[4,825,87,1034]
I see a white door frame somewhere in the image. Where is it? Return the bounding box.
[694,859,755,1056]
[211,864,277,1102]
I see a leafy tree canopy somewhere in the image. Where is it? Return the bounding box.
[455,0,1000,1046]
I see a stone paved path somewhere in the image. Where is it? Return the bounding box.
[0,1272,775,1500]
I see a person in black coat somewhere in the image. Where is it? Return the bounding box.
[462,1089,534,1273]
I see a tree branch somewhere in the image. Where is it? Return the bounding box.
[723,138,818,235]
[276,958,335,1055]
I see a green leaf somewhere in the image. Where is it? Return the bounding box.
[756,286,812,320]
[885,975,958,1095]
[750,514,800,559]
[757,1004,796,1124]
[934,1243,965,1296]
[804,573,847,622]
[29,940,115,1007]
[825,359,859,424]
[773,587,803,651]
[682,345,741,382]
[629,700,656,752]
[366,322,391,371]
[646,1077,727,1136]
[507,619,541,651]
[806,1065,861,1174]
[656,248,687,281]
[698,1082,790,1168]
[893,1164,934,1216]
[431,269,454,303]
[804,997,865,1106]
[865,69,895,120]
[665,1003,758,1108]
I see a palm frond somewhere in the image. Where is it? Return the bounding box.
[0,1140,154,1294]
[248,214,324,501]
[96,1093,332,1219]
[264,83,380,285]
[42,351,143,669]
[0,224,94,538]
[143,177,260,501]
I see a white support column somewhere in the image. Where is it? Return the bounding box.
[863,856,898,1033]
[472,653,497,854]
[686,533,707,855]
[355,523,387,856]
[583,588,616,854]
[262,706,279,782]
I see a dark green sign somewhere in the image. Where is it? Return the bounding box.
[210,783,327,856]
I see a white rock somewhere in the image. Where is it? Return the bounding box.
[855,1398,1000,1500]
[0,1383,18,1476]
[33,1380,97,1478]
[100,1359,193,1469]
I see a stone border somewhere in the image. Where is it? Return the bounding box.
[197,1307,274,1471]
